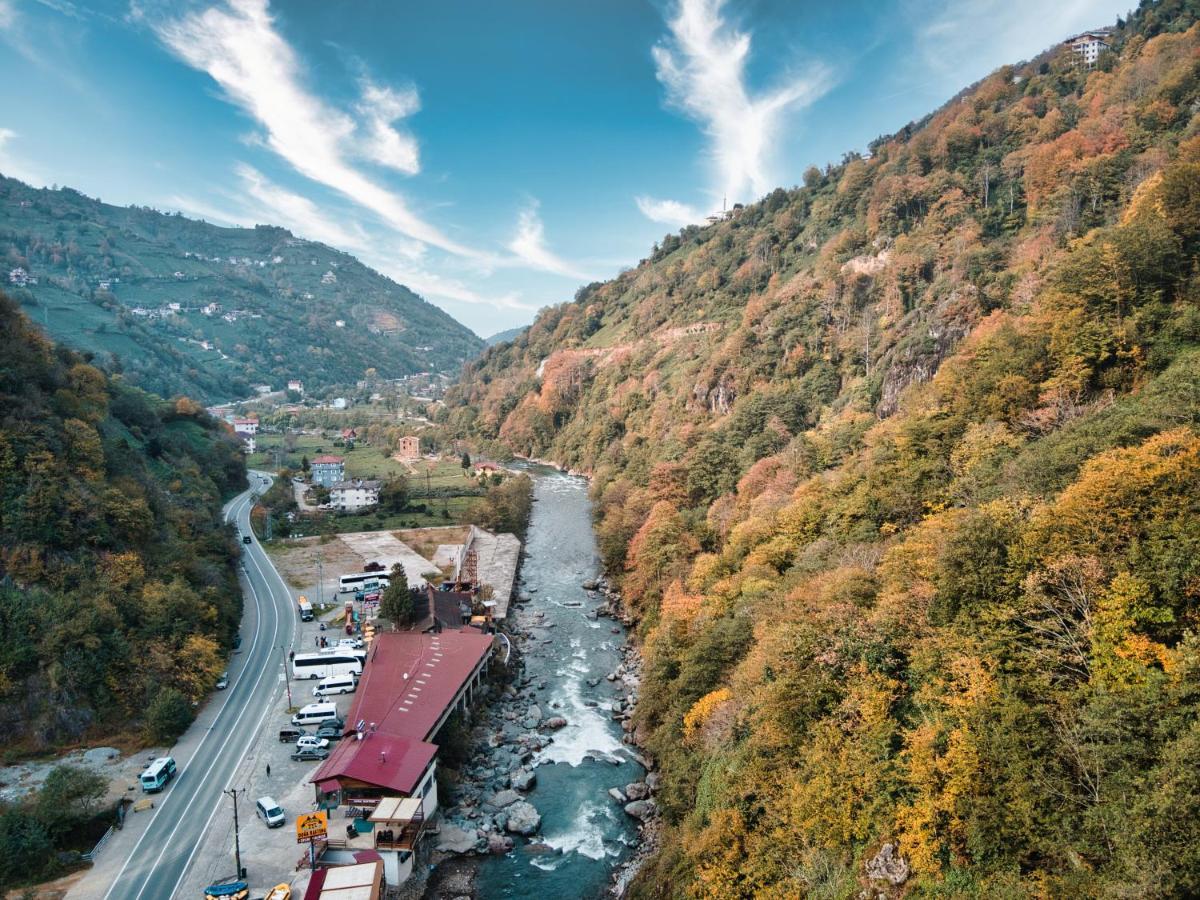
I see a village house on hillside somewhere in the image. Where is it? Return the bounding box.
[232,416,258,436]
[396,435,421,461]
[1064,29,1113,66]
[329,479,381,512]
[310,454,345,487]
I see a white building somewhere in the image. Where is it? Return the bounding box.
[232,417,258,436]
[288,379,304,394]
[329,479,381,512]
[1064,30,1112,66]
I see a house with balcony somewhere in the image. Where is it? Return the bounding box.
[329,479,381,512]
[311,455,346,487]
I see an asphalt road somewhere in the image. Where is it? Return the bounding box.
[101,471,298,900]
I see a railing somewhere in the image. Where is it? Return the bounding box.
[82,826,115,863]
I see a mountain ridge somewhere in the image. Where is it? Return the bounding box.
[0,176,484,403]
[437,2,1200,895]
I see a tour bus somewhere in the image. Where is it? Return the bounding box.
[292,651,363,681]
[338,572,390,594]
[140,756,177,793]
[292,702,339,727]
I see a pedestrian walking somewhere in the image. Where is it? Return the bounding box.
[289,649,295,662]
[266,763,271,777]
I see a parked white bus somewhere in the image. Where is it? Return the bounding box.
[338,572,389,593]
[292,652,363,680]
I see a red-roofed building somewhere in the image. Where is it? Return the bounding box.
[311,455,346,487]
[309,630,493,884]
[302,858,382,900]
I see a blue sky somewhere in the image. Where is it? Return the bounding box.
[0,0,1129,336]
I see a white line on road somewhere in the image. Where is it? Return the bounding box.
[101,489,262,900]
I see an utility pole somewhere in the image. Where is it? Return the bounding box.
[280,644,293,708]
[223,788,245,880]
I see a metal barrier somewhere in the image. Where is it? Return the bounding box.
[82,825,115,863]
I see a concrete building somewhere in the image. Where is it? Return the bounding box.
[1064,30,1112,66]
[329,479,381,512]
[311,455,346,488]
[232,417,258,436]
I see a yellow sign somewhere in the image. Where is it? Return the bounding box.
[295,810,328,843]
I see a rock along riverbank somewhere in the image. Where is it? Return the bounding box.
[424,466,660,899]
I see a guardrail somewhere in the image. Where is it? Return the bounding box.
[82,825,115,863]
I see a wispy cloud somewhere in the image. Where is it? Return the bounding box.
[646,0,831,216]
[635,195,702,227]
[0,128,46,186]
[0,1,15,31]
[234,163,372,250]
[506,201,593,282]
[356,79,420,175]
[911,0,1124,85]
[152,0,476,257]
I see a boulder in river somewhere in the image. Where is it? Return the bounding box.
[624,781,650,801]
[505,801,542,836]
[487,833,515,855]
[510,768,536,791]
[608,787,628,805]
[623,799,656,821]
[489,788,522,808]
[582,579,599,590]
[437,825,479,854]
[544,716,568,730]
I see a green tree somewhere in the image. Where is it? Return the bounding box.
[461,451,471,469]
[145,687,192,743]
[380,563,413,626]
[301,454,310,472]
[379,476,409,513]
[37,765,107,829]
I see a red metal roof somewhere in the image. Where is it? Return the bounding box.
[347,631,493,741]
[310,631,492,795]
[311,732,437,796]
[312,455,345,464]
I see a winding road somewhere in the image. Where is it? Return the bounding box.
[100,472,298,900]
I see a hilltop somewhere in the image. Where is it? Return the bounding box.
[439,1,1200,895]
[0,176,484,402]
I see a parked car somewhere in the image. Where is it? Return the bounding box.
[279,726,305,743]
[232,632,242,649]
[215,672,229,690]
[314,724,343,741]
[255,796,286,828]
[295,735,329,752]
[337,637,363,650]
[290,746,329,761]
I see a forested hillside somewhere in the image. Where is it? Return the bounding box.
[0,177,483,402]
[0,291,245,749]
[442,2,1200,895]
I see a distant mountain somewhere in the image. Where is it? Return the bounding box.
[485,325,527,346]
[0,176,484,402]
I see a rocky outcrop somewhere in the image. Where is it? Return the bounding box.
[505,800,542,836]
[865,842,909,885]
[623,799,656,822]
[437,824,479,854]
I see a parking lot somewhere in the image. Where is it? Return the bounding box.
[175,623,360,899]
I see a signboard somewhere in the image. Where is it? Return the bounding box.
[295,810,328,843]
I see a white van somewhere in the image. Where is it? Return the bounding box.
[313,674,356,698]
[140,756,177,793]
[292,702,339,727]
[255,796,286,828]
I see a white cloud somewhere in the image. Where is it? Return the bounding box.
[153,0,476,257]
[0,1,15,31]
[506,201,593,281]
[234,163,371,250]
[356,79,421,175]
[0,128,46,186]
[635,195,702,227]
[652,0,831,204]
[911,0,1127,85]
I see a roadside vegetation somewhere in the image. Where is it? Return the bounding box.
[0,293,245,753]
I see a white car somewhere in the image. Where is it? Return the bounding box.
[337,637,363,650]
[295,735,329,752]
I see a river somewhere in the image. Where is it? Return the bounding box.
[473,466,643,897]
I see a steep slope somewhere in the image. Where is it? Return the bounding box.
[0,291,245,749]
[0,177,484,402]
[441,3,1200,895]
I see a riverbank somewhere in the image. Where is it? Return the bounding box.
[423,468,658,898]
